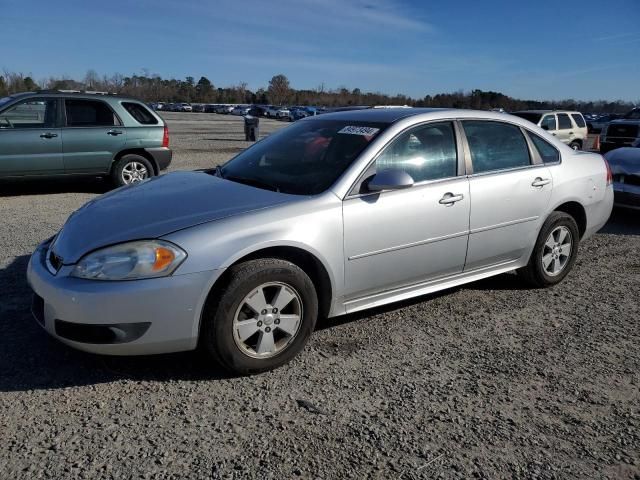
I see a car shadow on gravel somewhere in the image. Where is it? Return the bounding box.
[0,255,229,393]
[0,177,112,197]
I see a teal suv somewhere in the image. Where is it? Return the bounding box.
[0,91,171,186]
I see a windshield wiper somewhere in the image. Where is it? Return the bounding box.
[224,175,280,192]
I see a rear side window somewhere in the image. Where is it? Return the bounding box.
[122,102,158,125]
[541,115,557,131]
[529,133,560,164]
[557,113,572,130]
[375,122,458,182]
[571,114,586,128]
[65,99,119,127]
[463,121,531,174]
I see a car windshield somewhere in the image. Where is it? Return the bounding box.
[220,119,387,195]
[512,112,542,124]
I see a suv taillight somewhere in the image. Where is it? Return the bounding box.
[604,157,613,186]
[162,125,169,148]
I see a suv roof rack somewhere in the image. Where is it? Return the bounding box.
[35,89,120,96]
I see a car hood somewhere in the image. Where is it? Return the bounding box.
[605,148,640,175]
[52,171,294,264]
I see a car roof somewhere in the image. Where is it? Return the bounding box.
[309,107,455,123]
[515,110,582,115]
[6,90,142,102]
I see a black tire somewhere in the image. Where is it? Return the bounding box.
[111,154,154,187]
[569,140,582,151]
[518,211,580,288]
[201,258,318,375]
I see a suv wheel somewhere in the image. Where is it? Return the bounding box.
[569,140,582,150]
[112,154,154,187]
[518,212,580,288]
[201,258,318,375]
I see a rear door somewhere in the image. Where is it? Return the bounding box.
[0,97,63,176]
[61,98,126,173]
[462,120,552,271]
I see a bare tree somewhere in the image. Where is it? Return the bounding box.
[268,74,291,105]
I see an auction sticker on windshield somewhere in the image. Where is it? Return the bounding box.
[338,126,380,136]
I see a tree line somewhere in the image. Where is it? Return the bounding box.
[0,69,636,114]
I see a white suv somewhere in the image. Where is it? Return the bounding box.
[512,110,588,150]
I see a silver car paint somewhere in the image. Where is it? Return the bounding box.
[27,109,613,355]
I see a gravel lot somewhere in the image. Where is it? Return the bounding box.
[1,112,638,479]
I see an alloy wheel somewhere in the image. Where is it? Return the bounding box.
[232,282,303,358]
[542,226,572,276]
[121,161,148,184]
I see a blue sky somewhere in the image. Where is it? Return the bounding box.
[0,0,638,101]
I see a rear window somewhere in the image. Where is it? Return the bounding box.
[65,99,119,127]
[557,113,572,130]
[122,102,158,125]
[529,133,560,164]
[571,114,586,128]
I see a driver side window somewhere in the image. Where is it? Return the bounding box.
[0,98,57,129]
[541,115,556,131]
[375,122,458,183]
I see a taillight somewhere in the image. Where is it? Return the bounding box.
[604,157,613,186]
[162,125,169,148]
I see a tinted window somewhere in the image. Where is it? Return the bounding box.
[557,113,572,130]
[0,98,57,129]
[122,102,158,125]
[530,133,560,164]
[463,121,531,174]
[571,114,586,128]
[65,99,119,127]
[375,122,457,182]
[221,120,386,195]
[541,115,557,131]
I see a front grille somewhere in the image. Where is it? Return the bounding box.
[31,293,45,326]
[607,124,639,139]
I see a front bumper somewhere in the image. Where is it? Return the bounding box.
[145,147,172,171]
[26,241,220,355]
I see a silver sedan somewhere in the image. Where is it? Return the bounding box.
[27,108,614,374]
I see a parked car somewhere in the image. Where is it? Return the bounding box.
[216,105,234,114]
[232,105,250,116]
[0,91,171,186]
[192,104,206,113]
[604,147,640,210]
[204,104,219,113]
[288,106,317,121]
[587,113,622,133]
[599,108,640,154]
[174,103,192,112]
[512,110,588,150]
[265,105,282,118]
[27,108,613,374]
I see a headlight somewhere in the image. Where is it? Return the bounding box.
[71,240,187,281]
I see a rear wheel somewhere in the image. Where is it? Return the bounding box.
[569,140,582,151]
[201,258,318,375]
[518,212,580,288]
[111,154,154,187]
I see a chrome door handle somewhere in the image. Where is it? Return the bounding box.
[107,129,123,136]
[532,177,551,187]
[40,132,58,139]
[439,192,464,205]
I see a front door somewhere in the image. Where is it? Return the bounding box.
[461,120,553,270]
[0,97,63,176]
[62,98,126,173]
[343,121,470,302]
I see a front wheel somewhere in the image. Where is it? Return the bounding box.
[518,212,580,288]
[201,258,318,375]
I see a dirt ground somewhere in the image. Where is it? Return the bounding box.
[0,112,638,479]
